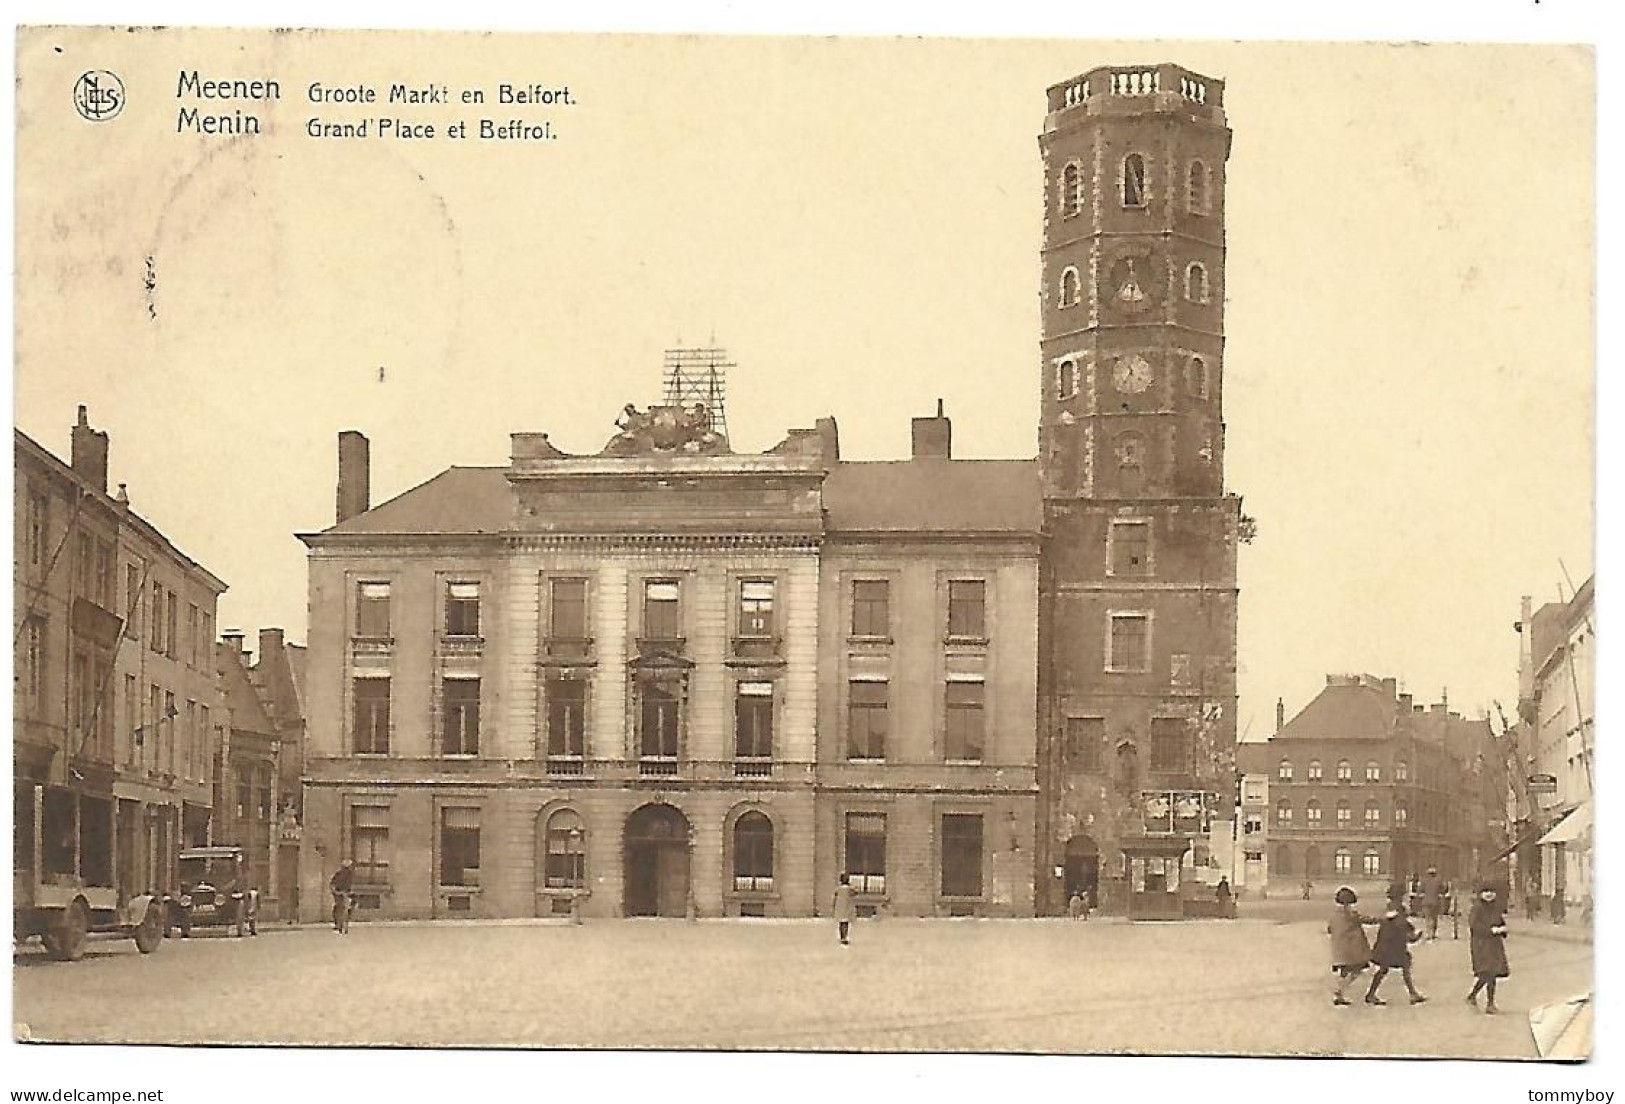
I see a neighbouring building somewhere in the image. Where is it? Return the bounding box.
[1511,579,1594,921]
[249,627,308,920]
[15,407,227,932]
[1034,64,1244,918]
[297,405,1040,921]
[1259,674,1501,895]
[213,633,283,907]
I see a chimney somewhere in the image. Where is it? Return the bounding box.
[222,630,245,653]
[70,405,110,494]
[258,627,285,667]
[910,399,952,460]
[815,416,841,464]
[1398,692,1413,712]
[1380,677,1397,699]
[1275,697,1285,731]
[336,431,371,524]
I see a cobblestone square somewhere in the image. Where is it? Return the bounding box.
[13,915,1591,1057]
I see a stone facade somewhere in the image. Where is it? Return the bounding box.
[297,409,1039,921]
[1035,64,1243,915]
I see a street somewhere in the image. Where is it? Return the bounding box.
[13,915,1591,1056]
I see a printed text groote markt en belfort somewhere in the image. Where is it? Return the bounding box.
[174,69,573,141]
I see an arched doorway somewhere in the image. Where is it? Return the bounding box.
[624,804,691,917]
[1063,834,1100,908]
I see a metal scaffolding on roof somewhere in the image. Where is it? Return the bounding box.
[662,347,733,442]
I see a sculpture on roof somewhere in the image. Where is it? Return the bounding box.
[602,402,729,456]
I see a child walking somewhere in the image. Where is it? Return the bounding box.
[1327,886,1379,1007]
[1366,904,1427,1005]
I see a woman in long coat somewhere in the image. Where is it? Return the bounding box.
[1467,884,1510,1013]
[1327,886,1378,1006]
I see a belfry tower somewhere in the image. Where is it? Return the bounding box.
[1035,64,1244,916]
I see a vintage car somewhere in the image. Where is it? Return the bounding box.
[170,846,259,938]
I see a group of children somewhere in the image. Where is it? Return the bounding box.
[1327,881,1511,1012]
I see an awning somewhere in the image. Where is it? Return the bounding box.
[1537,802,1592,846]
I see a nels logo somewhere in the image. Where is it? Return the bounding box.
[73,70,126,122]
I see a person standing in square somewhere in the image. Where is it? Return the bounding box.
[1467,884,1511,1014]
[833,874,856,945]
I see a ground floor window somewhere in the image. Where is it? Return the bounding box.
[733,811,774,892]
[940,813,984,897]
[1334,847,1352,875]
[543,808,585,889]
[1362,850,1381,876]
[351,805,390,886]
[440,807,481,887]
[845,812,886,894]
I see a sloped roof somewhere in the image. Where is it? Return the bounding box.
[217,644,278,739]
[1274,682,1397,741]
[823,459,1041,534]
[321,467,509,536]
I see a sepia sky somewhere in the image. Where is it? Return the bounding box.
[14,31,1594,737]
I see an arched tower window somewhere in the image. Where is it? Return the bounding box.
[1185,262,1209,304]
[1122,154,1147,208]
[1059,266,1081,308]
[1188,160,1210,214]
[1062,163,1084,218]
[1055,358,1080,401]
[1188,356,1210,399]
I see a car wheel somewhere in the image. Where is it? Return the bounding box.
[133,906,164,955]
[48,900,90,961]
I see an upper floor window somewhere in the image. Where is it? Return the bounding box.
[26,489,49,568]
[1062,163,1084,217]
[150,581,165,652]
[441,676,480,756]
[1187,160,1210,214]
[738,580,775,639]
[847,680,888,760]
[1275,799,1293,826]
[1395,759,1410,782]
[1066,716,1105,773]
[642,580,681,641]
[637,678,682,767]
[1122,153,1147,208]
[1109,519,1150,576]
[1106,612,1150,673]
[1149,717,1189,774]
[1306,799,1322,826]
[1336,758,1352,782]
[1059,266,1081,308]
[1278,759,1294,782]
[944,679,985,762]
[947,580,986,640]
[1185,262,1209,304]
[1307,759,1323,781]
[851,579,890,638]
[1365,761,1381,782]
[446,582,481,637]
[1394,802,1409,827]
[735,681,774,769]
[1334,847,1352,875]
[356,582,391,639]
[1364,801,1381,828]
[548,577,589,654]
[546,677,587,761]
[124,564,141,638]
[1362,850,1381,877]
[352,676,390,755]
[1336,800,1351,826]
[21,617,46,702]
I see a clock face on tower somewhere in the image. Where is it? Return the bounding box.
[1112,354,1154,394]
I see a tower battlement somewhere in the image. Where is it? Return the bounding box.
[1045,63,1226,124]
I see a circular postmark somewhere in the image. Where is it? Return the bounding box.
[73,70,125,122]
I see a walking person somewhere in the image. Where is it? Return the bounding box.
[1327,886,1379,1007]
[1365,904,1427,1005]
[1466,884,1510,1014]
[1419,867,1444,941]
[330,858,355,935]
[832,874,856,946]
